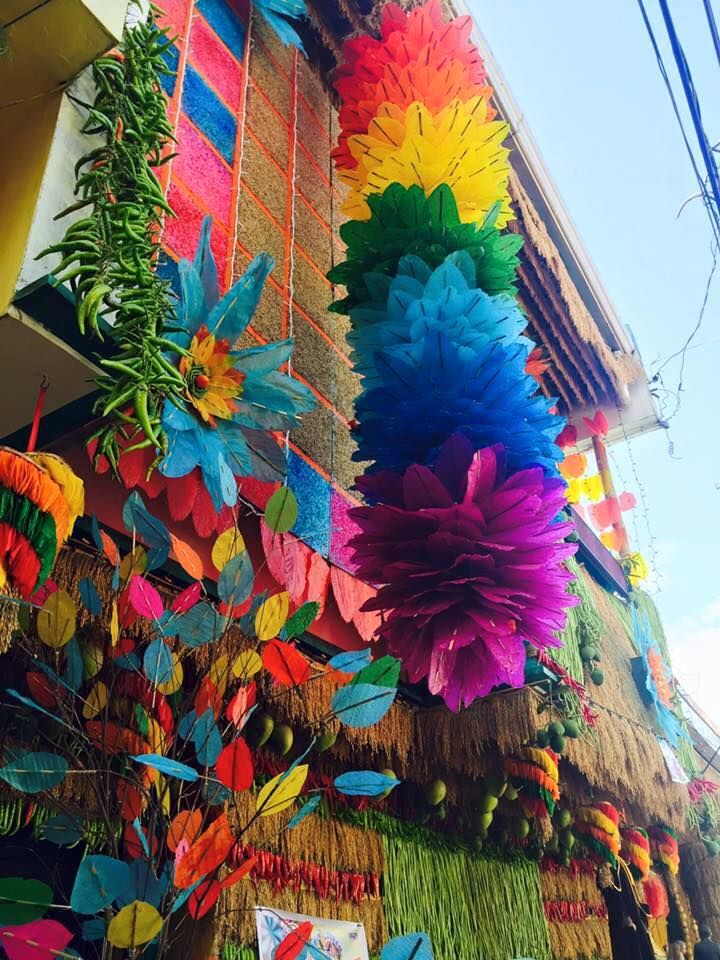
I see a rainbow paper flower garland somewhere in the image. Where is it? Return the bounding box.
[330,0,577,709]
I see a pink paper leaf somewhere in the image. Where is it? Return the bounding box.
[171,582,202,614]
[128,575,164,620]
[0,920,73,960]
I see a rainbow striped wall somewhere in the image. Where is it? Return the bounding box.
[154,0,360,573]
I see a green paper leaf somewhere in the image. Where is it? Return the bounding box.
[0,751,68,793]
[355,655,401,689]
[264,486,299,533]
[281,601,319,640]
[0,877,53,924]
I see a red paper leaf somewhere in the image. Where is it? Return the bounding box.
[167,471,199,521]
[215,738,254,792]
[128,575,164,620]
[174,813,235,889]
[172,582,202,614]
[123,821,158,860]
[583,410,609,437]
[118,587,139,629]
[262,639,311,687]
[26,671,58,708]
[618,491,637,512]
[283,537,311,603]
[306,553,330,617]
[261,519,287,585]
[276,921,314,960]
[221,854,258,889]
[187,878,221,920]
[194,676,222,719]
[555,424,578,449]
[171,534,204,580]
[118,445,147,489]
[117,781,144,821]
[191,483,217,539]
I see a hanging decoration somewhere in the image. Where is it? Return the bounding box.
[92,217,316,533]
[504,746,561,820]
[331,0,577,708]
[648,824,680,875]
[621,826,651,881]
[574,803,621,866]
[630,604,686,748]
[254,1,308,50]
[642,871,670,920]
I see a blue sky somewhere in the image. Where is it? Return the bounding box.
[468,0,720,720]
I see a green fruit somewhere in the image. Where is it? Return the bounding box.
[560,829,575,850]
[557,809,573,829]
[546,834,559,853]
[472,835,485,853]
[434,804,446,821]
[378,769,396,800]
[580,644,599,661]
[505,784,519,802]
[315,729,337,752]
[528,844,544,861]
[705,839,720,857]
[478,812,494,831]
[549,721,565,737]
[561,851,571,867]
[246,712,274,747]
[590,668,605,686]
[550,733,567,754]
[563,719,580,739]
[424,779,447,807]
[485,771,507,798]
[514,818,530,840]
[270,723,294,756]
[479,793,499,814]
[496,829,509,846]
[536,729,551,748]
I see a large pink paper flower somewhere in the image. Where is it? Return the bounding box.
[350,435,578,710]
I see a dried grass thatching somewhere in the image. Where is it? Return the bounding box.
[540,863,611,960]
[681,841,720,932]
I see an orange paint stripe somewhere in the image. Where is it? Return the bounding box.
[297,90,333,147]
[253,33,292,85]
[297,191,344,250]
[249,75,290,131]
[239,179,284,232]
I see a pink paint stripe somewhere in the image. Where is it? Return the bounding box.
[174,115,234,227]
[189,14,243,107]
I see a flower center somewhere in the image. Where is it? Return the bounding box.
[186,365,210,398]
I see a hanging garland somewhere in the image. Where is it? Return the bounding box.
[648,823,680,875]
[331,0,578,709]
[504,747,561,820]
[575,802,621,866]
[621,825,652,882]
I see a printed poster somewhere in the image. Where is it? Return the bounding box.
[256,906,369,960]
[658,737,690,784]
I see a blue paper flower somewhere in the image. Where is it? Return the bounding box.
[256,0,307,50]
[158,217,315,508]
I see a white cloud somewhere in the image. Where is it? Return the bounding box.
[667,598,720,727]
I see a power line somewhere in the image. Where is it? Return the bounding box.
[702,0,720,71]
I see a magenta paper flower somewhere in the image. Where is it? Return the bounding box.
[350,435,579,710]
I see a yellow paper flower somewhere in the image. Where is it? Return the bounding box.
[581,474,604,502]
[624,552,649,587]
[179,324,244,426]
[339,98,512,226]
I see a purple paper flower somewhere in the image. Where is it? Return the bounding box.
[350,435,579,711]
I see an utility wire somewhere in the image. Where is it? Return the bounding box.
[702,0,720,71]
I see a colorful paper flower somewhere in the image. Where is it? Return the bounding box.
[350,436,578,710]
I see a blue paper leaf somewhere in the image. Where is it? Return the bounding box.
[122,492,172,551]
[90,515,103,553]
[6,689,68,728]
[287,794,322,828]
[41,814,83,846]
[328,649,372,674]
[218,454,237,507]
[193,709,222,767]
[82,917,106,942]
[116,860,166,909]
[202,779,233,806]
[176,602,223,648]
[381,933,433,960]
[331,683,396,728]
[143,637,174,687]
[334,770,400,797]
[132,817,151,859]
[70,855,131,914]
[79,577,102,615]
[131,754,199,782]
[217,551,254,608]
[115,651,140,671]
[0,751,68,793]
[178,710,197,740]
[146,544,170,572]
[64,637,83,692]
[111,564,120,592]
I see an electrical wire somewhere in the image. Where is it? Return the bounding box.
[702,0,720,74]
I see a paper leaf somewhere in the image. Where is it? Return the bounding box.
[25,671,57,708]
[255,592,289,641]
[129,575,164,621]
[256,765,308,817]
[109,599,119,646]
[276,921,314,960]
[0,878,52,925]
[327,649,372,674]
[0,752,68,794]
[70,855,130,914]
[334,770,400,797]
[37,590,76,649]
[211,528,246,572]
[287,794,322,828]
[282,601,320,640]
[226,683,257,727]
[122,492,171,550]
[262,639,311,687]
[220,854,257,890]
[157,653,183,695]
[187,878,221,920]
[100,529,120,566]
[81,917,106,942]
[177,602,222,648]
[619,491,637,511]
[174,813,235,889]
[232,649,263,680]
[78,577,102,615]
[218,551,254,608]
[82,681,109,719]
[40,814,83,846]
[193,709,222,767]
[132,754,199,782]
[64,637,83,692]
[209,653,232,696]
[356,655,401,688]
[331,683,396,728]
[6,690,64,727]
[264,487,299,533]
[381,933,433,960]
[171,533,204,580]
[167,810,202,853]
[115,861,166,910]
[0,919,73,960]
[172,582,202,614]
[106,901,163,949]
[143,638,175,687]
[215,738,254,792]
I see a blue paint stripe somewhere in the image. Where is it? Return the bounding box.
[159,43,180,97]
[197,0,245,58]
[181,65,237,164]
[288,452,331,557]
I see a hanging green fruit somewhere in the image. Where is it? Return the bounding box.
[245,712,274,747]
[590,668,605,686]
[315,727,337,752]
[270,724,294,756]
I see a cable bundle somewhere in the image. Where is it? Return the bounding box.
[332,0,577,708]
[575,802,621,866]
[505,746,561,819]
[621,826,652,881]
[648,823,680,875]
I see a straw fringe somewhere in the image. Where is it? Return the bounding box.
[680,841,720,932]
[540,863,611,960]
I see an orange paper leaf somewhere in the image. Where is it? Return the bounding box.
[171,533,204,580]
[174,813,235,889]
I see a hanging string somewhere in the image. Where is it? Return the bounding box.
[26,377,49,454]
[284,48,300,463]
[328,95,338,487]
[230,1,254,285]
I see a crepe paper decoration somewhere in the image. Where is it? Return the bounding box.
[327,649,373,675]
[174,813,235,889]
[623,551,649,587]
[187,878,222,920]
[41,813,84,845]
[331,682,396,728]
[648,824,680,875]
[256,765,309,817]
[36,590,76,649]
[232,649,263,681]
[0,449,84,598]
[600,529,625,553]
[381,932,434,960]
[128,574,164,621]
[172,582,202,614]
[287,794,322,829]
[82,681,109,719]
[504,747,560,819]
[255,592,290,641]
[262,638,312,687]
[281,600,319,640]
[590,497,621,531]
[218,550,254,608]
[555,424,578,449]
[131,817,151,859]
[25,672,58,709]
[631,605,686,747]
[580,475,604,502]
[175,839,190,865]
[275,920,315,960]
[221,853,259,889]
[70,854,131,914]
[123,821,158,861]
[194,676,222,720]
[81,917,106,942]
[116,861,167,910]
[215,738,254,792]
[643,870,670,919]
[575,803,621,866]
[6,689,67,728]
[558,453,587,481]
[176,601,223,647]
[351,438,577,710]
[334,771,400,797]
[621,826,652,881]
[167,810,203,854]
[117,782,144,822]
[170,533,204,580]
[212,527,246,572]
[355,654,401,689]
[106,900,163,949]
[618,491,637,511]
[132,754,199,783]
[226,682,257,727]
[157,653,183,696]
[122,492,171,551]
[255,0,307,51]
[0,751,68,794]
[119,545,148,585]
[64,636,83,692]
[98,528,120,567]
[79,576,102,615]
[0,878,53,925]
[143,637,175,687]
[583,410,609,437]
[193,709,223,767]
[109,599,120,646]
[87,720,147,757]
[0,919,74,960]
[265,486,299,533]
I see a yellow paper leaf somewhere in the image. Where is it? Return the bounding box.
[37,590,76,649]
[256,764,309,817]
[110,599,119,647]
[147,717,166,755]
[82,681,108,719]
[157,653,183,695]
[107,901,162,948]
[119,545,147,584]
[232,649,262,680]
[81,642,104,678]
[255,592,289,642]
[210,653,231,696]
[211,528,246,572]
[581,475,604,502]
[153,771,171,815]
